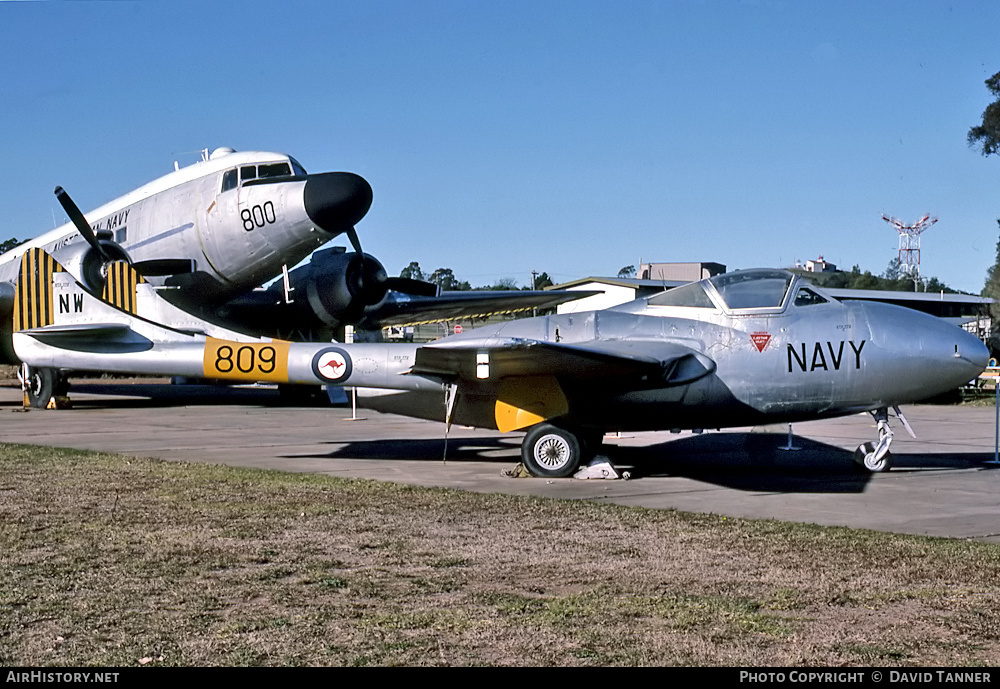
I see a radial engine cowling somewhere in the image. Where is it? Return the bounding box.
[54,238,132,294]
[301,248,390,326]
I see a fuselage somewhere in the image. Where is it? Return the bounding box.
[0,148,372,304]
[9,260,988,438]
[359,270,989,432]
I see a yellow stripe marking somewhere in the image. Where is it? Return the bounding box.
[102,261,145,315]
[14,248,63,331]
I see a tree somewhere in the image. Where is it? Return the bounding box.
[969,72,1000,156]
[970,75,1000,336]
[617,265,636,279]
[490,277,519,291]
[428,267,470,291]
[882,258,903,281]
[399,262,424,281]
[532,271,553,289]
[0,237,22,253]
[983,222,1000,322]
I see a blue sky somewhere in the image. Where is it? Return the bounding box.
[2,0,999,293]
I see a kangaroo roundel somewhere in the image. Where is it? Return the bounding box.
[312,347,352,382]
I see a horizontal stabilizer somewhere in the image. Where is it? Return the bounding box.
[17,322,131,338]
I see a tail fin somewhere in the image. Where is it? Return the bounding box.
[14,248,64,331]
[102,260,146,315]
[14,249,146,331]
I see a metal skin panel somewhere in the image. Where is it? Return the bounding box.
[12,256,990,440]
[0,149,591,361]
[0,151,375,362]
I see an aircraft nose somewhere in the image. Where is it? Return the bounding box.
[954,326,991,382]
[303,172,373,235]
[863,301,989,396]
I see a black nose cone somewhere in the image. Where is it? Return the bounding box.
[303,172,373,234]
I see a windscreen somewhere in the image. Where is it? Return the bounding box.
[648,281,717,308]
[709,270,793,310]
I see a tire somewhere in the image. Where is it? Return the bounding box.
[26,367,55,409]
[853,441,893,473]
[521,424,583,478]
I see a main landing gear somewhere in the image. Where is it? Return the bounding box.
[852,406,914,473]
[21,365,69,409]
[520,423,607,478]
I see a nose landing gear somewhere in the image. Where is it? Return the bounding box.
[853,406,914,473]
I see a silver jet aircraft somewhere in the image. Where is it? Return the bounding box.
[11,248,988,476]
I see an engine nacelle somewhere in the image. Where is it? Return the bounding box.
[296,248,389,326]
[217,247,431,340]
[54,239,131,294]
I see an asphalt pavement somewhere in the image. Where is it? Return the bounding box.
[2,381,999,542]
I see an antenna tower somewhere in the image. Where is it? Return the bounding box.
[881,213,938,280]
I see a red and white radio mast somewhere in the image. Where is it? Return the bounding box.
[881,213,938,281]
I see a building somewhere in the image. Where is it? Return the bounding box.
[638,262,726,281]
[803,256,837,273]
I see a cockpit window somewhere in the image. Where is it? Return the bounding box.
[288,157,307,176]
[221,169,238,192]
[648,281,717,308]
[709,269,792,310]
[240,166,257,183]
[257,162,292,178]
[794,287,829,307]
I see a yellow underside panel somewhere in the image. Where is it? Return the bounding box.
[494,375,569,433]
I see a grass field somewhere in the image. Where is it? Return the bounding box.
[1,443,999,667]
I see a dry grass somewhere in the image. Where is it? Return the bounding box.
[1,443,999,667]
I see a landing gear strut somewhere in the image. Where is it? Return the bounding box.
[853,406,913,473]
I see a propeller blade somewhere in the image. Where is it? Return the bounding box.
[345,226,367,272]
[345,226,364,255]
[132,258,196,276]
[54,186,109,261]
[385,277,440,297]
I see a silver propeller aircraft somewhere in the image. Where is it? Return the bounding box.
[11,247,988,477]
[0,148,588,401]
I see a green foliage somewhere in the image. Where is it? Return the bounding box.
[968,72,1000,156]
[427,267,471,291]
[399,262,425,281]
[617,265,636,279]
[801,263,956,293]
[532,271,553,289]
[982,221,1000,322]
[0,237,23,254]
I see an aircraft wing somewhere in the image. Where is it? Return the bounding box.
[215,287,601,340]
[358,290,602,328]
[413,337,716,386]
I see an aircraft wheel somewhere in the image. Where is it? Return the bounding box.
[853,442,892,473]
[25,367,56,409]
[521,424,583,478]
